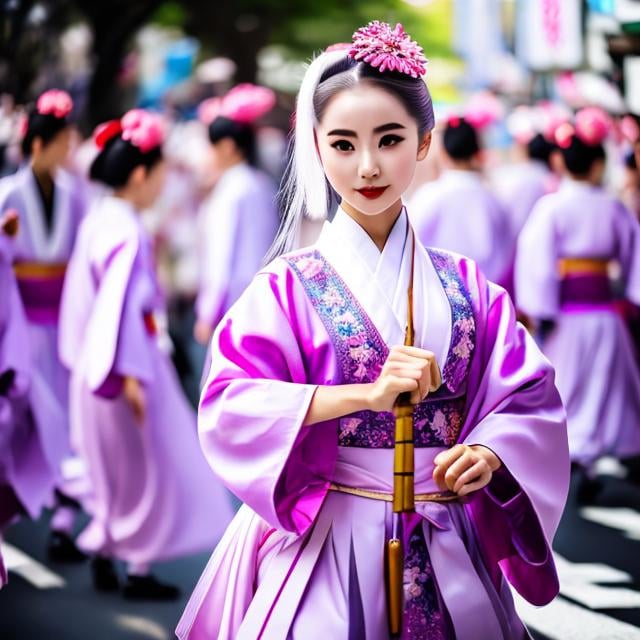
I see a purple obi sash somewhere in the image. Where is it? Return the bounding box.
[560,274,613,311]
[14,262,66,324]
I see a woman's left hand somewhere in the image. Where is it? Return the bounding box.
[433,444,502,497]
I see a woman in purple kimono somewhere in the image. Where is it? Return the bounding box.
[0,90,88,560]
[491,106,557,240]
[516,108,640,495]
[194,84,280,346]
[0,210,56,588]
[408,116,514,291]
[58,110,233,599]
[178,22,569,639]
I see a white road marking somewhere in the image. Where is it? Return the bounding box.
[580,507,640,541]
[515,593,640,640]
[593,457,629,479]
[115,614,170,640]
[553,553,640,609]
[1,542,65,589]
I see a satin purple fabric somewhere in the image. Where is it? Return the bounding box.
[178,244,569,639]
[59,196,233,565]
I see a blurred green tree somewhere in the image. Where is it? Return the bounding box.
[0,0,453,128]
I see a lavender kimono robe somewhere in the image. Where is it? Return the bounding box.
[0,231,56,571]
[178,208,569,640]
[196,162,279,331]
[408,170,515,290]
[0,166,86,474]
[58,196,233,564]
[516,180,640,465]
[491,160,555,238]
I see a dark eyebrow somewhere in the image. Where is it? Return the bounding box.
[327,129,357,137]
[326,123,406,137]
[374,122,406,133]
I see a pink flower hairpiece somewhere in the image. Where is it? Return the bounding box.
[555,122,575,149]
[121,109,164,153]
[538,100,571,142]
[464,92,504,131]
[36,89,73,119]
[574,107,611,146]
[221,84,276,124]
[349,21,427,79]
[94,110,164,153]
[198,84,276,126]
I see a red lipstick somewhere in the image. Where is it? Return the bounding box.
[356,186,388,199]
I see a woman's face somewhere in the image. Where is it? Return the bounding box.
[315,83,430,218]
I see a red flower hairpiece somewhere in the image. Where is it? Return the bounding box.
[447,116,461,128]
[36,89,73,119]
[349,21,427,79]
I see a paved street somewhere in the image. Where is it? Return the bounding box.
[2,467,640,639]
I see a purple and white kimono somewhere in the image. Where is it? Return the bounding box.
[491,160,555,239]
[0,230,56,585]
[196,162,279,331]
[178,207,569,640]
[58,195,233,565]
[0,165,86,472]
[516,180,640,465]
[408,170,515,290]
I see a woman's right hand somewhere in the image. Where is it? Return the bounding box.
[123,376,146,426]
[367,345,441,412]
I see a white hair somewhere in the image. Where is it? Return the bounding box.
[267,50,348,261]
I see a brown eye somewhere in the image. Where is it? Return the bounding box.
[331,140,355,152]
[379,134,404,148]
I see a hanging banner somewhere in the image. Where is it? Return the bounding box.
[516,0,583,70]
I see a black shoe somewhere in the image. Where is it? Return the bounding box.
[47,531,87,563]
[122,574,180,601]
[91,556,119,592]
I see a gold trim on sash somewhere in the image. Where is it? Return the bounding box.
[557,258,609,277]
[329,482,458,503]
[13,262,67,279]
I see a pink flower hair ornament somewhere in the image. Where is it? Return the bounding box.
[221,84,276,124]
[574,107,611,147]
[464,92,504,131]
[121,109,164,153]
[36,89,73,119]
[198,84,276,126]
[554,122,575,149]
[349,21,427,79]
[93,110,164,153]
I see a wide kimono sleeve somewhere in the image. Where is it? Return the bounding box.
[60,215,155,397]
[457,256,570,606]
[198,258,338,535]
[514,195,559,319]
